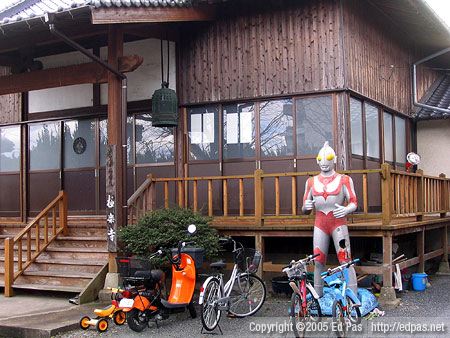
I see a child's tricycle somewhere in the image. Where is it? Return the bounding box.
[79,289,127,333]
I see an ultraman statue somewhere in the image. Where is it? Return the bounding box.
[302,141,358,296]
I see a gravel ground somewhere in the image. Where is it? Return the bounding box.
[57,274,450,338]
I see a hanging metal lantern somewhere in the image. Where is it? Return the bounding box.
[152,82,178,127]
[151,39,178,127]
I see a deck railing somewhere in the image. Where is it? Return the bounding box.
[126,164,450,227]
[4,191,67,296]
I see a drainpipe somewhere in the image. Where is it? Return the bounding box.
[412,47,450,115]
[45,13,128,224]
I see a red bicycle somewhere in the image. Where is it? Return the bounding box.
[282,253,322,338]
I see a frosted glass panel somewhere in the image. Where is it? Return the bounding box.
[350,98,363,156]
[395,116,406,164]
[64,120,96,169]
[383,112,393,162]
[0,126,20,172]
[29,122,61,170]
[365,103,379,159]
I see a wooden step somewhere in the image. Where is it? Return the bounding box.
[0,258,105,274]
[15,270,96,288]
[0,279,84,293]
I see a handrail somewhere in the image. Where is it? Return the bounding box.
[4,191,67,297]
[126,166,450,227]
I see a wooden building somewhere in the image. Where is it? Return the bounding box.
[0,0,449,303]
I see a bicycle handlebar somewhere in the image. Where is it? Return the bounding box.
[282,253,320,270]
[320,258,360,278]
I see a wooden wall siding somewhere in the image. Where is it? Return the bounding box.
[416,64,441,102]
[342,0,414,114]
[0,67,21,123]
[178,0,344,105]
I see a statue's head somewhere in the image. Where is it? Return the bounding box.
[316,141,336,173]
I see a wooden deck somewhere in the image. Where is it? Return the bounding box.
[127,164,450,296]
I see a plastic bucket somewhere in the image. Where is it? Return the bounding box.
[411,273,427,291]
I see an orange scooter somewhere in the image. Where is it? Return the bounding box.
[119,224,201,332]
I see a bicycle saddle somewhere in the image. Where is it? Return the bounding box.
[210,260,227,270]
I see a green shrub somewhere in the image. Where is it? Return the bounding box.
[118,207,220,267]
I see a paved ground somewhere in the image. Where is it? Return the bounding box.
[53,274,450,338]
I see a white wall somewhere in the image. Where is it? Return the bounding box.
[28,38,176,113]
[417,119,450,176]
[100,38,176,105]
[29,51,93,113]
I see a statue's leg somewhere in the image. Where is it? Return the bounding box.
[313,226,330,297]
[331,224,358,296]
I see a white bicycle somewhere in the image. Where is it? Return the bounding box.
[199,237,266,332]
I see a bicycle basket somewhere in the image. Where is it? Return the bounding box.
[116,257,152,278]
[233,248,262,273]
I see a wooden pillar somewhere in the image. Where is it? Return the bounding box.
[439,173,447,218]
[381,163,392,225]
[106,25,125,273]
[416,169,424,221]
[254,169,264,226]
[417,229,425,273]
[382,232,393,287]
[4,238,14,297]
[438,224,450,273]
[255,233,264,278]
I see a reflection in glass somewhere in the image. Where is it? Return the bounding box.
[350,98,363,156]
[136,114,174,164]
[383,112,393,162]
[260,99,294,157]
[223,103,255,159]
[188,106,219,161]
[100,119,108,166]
[296,96,333,156]
[64,119,96,169]
[0,126,20,172]
[365,103,379,159]
[127,116,134,165]
[29,122,61,170]
[395,116,406,164]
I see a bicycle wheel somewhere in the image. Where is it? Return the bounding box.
[201,277,222,331]
[228,273,266,317]
[290,292,304,338]
[345,296,361,324]
[331,300,346,338]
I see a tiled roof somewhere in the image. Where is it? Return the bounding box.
[416,75,450,120]
[0,0,192,25]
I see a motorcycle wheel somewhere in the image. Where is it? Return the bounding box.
[188,302,197,319]
[126,308,148,332]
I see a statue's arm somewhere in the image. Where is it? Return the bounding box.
[302,178,314,215]
[343,175,357,213]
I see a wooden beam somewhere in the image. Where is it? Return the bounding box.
[91,6,216,24]
[0,55,142,95]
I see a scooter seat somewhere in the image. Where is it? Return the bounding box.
[160,298,189,309]
[210,260,227,270]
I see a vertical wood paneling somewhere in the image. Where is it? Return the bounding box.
[0,66,21,123]
[179,0,344,105]
[342,0,440,114]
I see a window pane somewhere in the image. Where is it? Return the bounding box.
[395,116,406,164]
[296,96,333,156]
[136,114,174,164]
[0,126,20,172]
[383,112,393,162]
[29,122,61,170]
[350,98,363,156]
[188,106,219,161]
[365,103,379,158]
[260,99,294,157]
[64,119,96,169]
[127,116,134,165]
[223,103,255,159]
[100,119,107,167]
